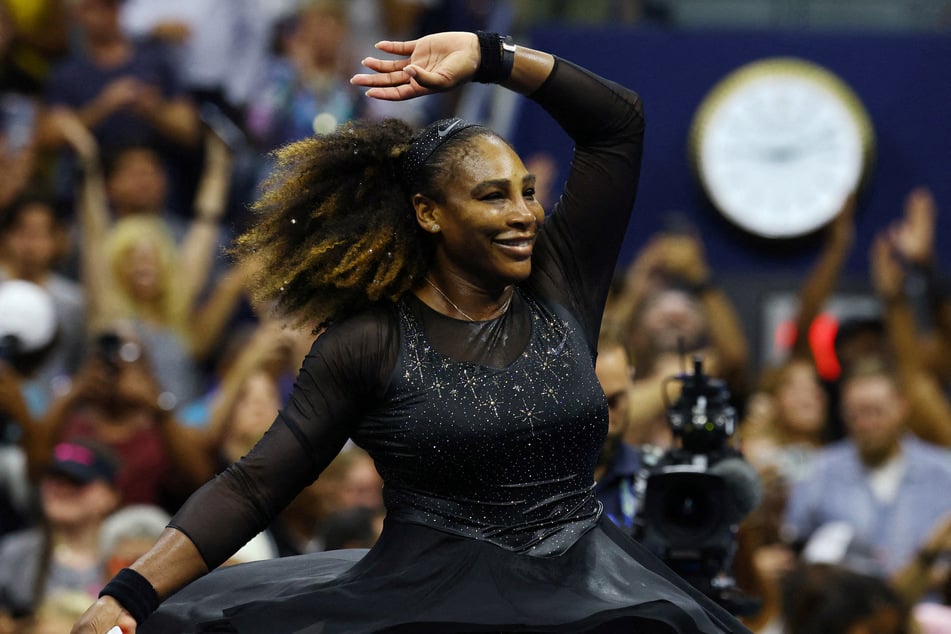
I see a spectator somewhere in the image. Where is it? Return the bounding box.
[245,0,368,153]
[605,230,749,449]
[885,187,951,389]
[202,321,307,462]
[55,110,243,407]
[37,0,200,210]
[34,334,213,512]
[0,2,40,214]
[782,357,951,576]
[331,446,384,515]
[98,504,170,581]
[0,440,119,626]
[0,279,59,536]
[117,0,273,120]
[0,191,86,412]
[779,562,910,634]
[42,0,199,151]
[742,358,828,482]
[870,192,951,447]
[196,321,320,559]
[593,333,642,533]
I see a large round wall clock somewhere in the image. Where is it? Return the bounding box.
[689,57,875,239]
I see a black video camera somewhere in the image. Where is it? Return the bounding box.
[633,356,761,616]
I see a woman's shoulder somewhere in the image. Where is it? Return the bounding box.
[308,301,401,362]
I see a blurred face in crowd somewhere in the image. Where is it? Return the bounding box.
[1,203,62,280]
[107,149,168,216]
[72,0,122,43]
[775,359,827,440]
[596,344,632,441]
[841,373,907,466]
[637,288,707,355]
[104,533,159,578]
[339,453,383,511]
[292,7,347,68]
[41,473,118,528]
[225,370,282,461]
[118,238,164,301]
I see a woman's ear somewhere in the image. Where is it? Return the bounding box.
[413,193,441,234]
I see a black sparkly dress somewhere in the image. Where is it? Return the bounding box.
[141,58,750,634]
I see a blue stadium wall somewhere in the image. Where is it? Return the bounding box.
[511,27,951,277]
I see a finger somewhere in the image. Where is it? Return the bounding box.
[401,66,456,92]
[373,39,418,57]
[364,81,433,102]
[350,68,410,88]
[358,56,410,74]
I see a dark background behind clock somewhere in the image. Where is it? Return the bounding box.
[510,27,951,371]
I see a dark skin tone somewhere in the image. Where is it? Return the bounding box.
[412,135,544,320]
[71,31,557,634]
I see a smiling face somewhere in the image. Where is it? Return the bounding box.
[118,237,164,301]
[417,134,545,290]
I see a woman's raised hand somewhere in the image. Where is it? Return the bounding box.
[350,32,479,101]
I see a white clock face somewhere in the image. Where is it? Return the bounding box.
[692,59,873,238]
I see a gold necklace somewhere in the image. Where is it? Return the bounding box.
[424,277,513,322]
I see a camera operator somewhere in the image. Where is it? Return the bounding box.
[593,335,642,532]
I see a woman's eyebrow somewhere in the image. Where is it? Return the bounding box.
[471,174,537,195]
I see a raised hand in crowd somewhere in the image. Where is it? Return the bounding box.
[870,226,951,447]
[790,192,856,362]
[888,187,951,385]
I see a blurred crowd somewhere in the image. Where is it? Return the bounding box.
[0,1,949,633]
[597,188,951,634]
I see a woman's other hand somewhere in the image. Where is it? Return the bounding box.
[70,596,137,634]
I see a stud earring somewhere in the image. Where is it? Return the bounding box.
[432,224,440,232]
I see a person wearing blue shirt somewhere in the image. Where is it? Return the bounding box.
[783,357,951,576]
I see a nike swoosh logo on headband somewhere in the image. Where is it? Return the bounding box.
[437,119,463,137]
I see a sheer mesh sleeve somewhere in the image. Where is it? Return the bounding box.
[526,58,646,350]
[168,307,400,569]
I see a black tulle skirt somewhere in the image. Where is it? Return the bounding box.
[141,517,749,633]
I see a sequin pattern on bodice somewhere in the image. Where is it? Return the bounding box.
[353,291,608,556]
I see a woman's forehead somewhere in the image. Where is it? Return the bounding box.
[452,136,525,179]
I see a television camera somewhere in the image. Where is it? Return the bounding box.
[633,355,762,616]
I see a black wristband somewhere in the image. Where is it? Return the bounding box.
[99,568,160,625]
[473,32,515,83]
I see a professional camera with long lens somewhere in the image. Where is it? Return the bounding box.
[633,355,762,616]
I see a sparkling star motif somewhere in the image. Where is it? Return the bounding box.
[519,403,540,436]
[459,369,480,398]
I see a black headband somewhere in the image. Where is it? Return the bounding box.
[400,117,483,194]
